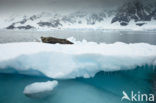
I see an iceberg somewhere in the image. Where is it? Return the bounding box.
[23,80,58,98]
[0,39,156,79]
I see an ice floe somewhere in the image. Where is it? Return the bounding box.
[23,80,58,98]
[0,40,156,79]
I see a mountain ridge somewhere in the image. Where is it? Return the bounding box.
[2,0,156,30]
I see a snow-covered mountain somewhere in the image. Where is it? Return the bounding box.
[4,11,116,30]
[112,0,156,26]
[1,0,156,30]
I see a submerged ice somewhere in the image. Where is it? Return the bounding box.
[23,80,58,98]
[0,39,156,79]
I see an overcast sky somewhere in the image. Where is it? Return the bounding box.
[0,0,126,13]
[0,0,154,14]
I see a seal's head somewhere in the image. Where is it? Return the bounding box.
[41,36,46,42]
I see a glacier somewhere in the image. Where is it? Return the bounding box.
[0,39,156,79]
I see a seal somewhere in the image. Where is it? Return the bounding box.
[41,36,73,44]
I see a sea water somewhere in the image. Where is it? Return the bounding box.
[0,29,156,45]
[0,67,155,103]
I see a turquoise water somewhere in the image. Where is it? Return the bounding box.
[0,66,155,103]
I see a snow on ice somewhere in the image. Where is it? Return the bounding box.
[0,39,156,79]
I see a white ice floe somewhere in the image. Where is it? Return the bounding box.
[23,81,58,98]
[0,40,156,79]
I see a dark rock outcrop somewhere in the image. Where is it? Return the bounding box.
[136,23,146,26]
[41,36,73,44]
[6,24,34,30]
[111,0,156,26]
[6,23,15,29]
[17,25,34,29]
[38,20,62,28]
